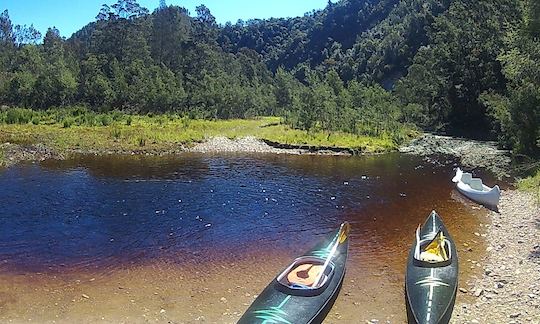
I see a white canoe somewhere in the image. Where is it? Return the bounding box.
[452,168,500,207]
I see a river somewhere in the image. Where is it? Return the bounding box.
[0,153,495,323]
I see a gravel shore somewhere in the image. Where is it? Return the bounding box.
[187,136,305,154]
[452,191,540,323]
[399,134,512,178]
[0,143,63,167]
[187,136,352,155]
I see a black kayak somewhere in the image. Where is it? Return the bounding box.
[405,211,459,324]
[237,222,350,324]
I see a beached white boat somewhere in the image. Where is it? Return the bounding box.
[452,168,500,207]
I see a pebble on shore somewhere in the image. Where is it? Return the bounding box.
[452,191,540,323]
[399,134,511,178]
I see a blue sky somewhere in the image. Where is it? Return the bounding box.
[3,0,331,38]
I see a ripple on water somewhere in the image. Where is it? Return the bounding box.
[0,153,492,275]
[0,153,497,322]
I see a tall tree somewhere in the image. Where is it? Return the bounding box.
[150,5,191,68]
[0,10,15,48]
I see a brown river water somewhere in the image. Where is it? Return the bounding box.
[0,153,500,323]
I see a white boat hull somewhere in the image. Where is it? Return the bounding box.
[456,181,500,207]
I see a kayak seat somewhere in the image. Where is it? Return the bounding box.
[414,240,452,267]
[276,256,335,296]
[460,173,473,184]
[413,227,452,267]
[469,178,484,191]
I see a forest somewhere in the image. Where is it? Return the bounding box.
[0,0,538,157]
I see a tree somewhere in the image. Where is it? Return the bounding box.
[195,5,216,26]
[150,6,191,68]
[43,27,63,59]
[112,0,149,20]
[96,0,149,21]
[0,10,15,48]
[13,24,41,45]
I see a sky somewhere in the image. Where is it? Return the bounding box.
[2,0,331,38]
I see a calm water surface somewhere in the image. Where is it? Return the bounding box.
[0,153,494,322]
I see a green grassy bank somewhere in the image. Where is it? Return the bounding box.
[0,108,410,158]
[518,169,540,193]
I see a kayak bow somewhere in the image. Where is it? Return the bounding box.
[237,222,350,324]
[405,212,458,324]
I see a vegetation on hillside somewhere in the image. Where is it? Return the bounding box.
[0,0,538,160]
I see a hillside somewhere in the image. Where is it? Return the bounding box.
[0,0,538,156]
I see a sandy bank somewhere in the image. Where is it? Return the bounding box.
[452,191,539,323]
[187,136,307,154]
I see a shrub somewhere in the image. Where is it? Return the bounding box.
[110,127,122,140]
[100,115,112,126]
[5,108,33,124]
[111,110,123,122]
[137,136,146,147]
[63,118,74,128]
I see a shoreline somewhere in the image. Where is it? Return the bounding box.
[0,117,399,168]
[452,190,540,323]
[399,133,512,179]
[1,132,511,171]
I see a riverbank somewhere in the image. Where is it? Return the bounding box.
[0,115,400,168]
[452,190,540,323]
[399,133,512,179]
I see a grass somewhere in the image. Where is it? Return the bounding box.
[0,107,413,155]
[518,169,540,194]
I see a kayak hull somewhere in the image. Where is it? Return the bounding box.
[237,225,349,324]
[405,211,458,324]
[456,181,500,207]
[453,167,500,207]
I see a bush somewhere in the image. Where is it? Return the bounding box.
[136,136,146,147]
[110,127,122,140]
[63,118,75,128]
[100,115,112,126]
[5,108,34,124]
[111,110,124,122]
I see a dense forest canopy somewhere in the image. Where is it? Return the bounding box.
[0,0,538,155]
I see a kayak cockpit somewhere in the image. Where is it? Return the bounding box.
[276,256,335,297]
[413,227,453,267]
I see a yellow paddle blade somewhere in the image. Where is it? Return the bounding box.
[338,222,350,244]
[423,231,448,261]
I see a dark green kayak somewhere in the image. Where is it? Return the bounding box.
[237,222,350,324]
[405,211,459,324]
